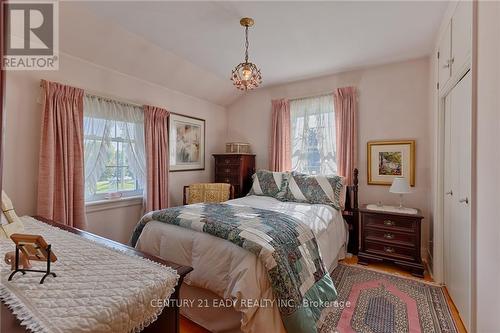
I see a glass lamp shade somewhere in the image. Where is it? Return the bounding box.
[231,62,262,91]
[389,177,411,194]
[241,65,252,80]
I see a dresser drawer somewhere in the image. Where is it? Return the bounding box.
[216,156,241,166]
[213,154,255,199]
[364,228,416,248]
[363,213,416,232]
[215,174,240,184]
[215,164,241,176]
[364,241,416,261]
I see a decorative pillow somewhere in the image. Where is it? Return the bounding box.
[283,173,345,209]
[247,170,287,198]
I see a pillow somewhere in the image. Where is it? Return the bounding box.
[1,191,21,221]
[0,191,24,238]
[247,170,287,198]
[339,183,347,210]
[283,173,345,209]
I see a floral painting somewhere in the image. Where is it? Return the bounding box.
[378,151,402,176]
[170,114,205,171]
[368,140,415,186]
[175,123,201,163]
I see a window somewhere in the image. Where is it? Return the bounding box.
[84,95,146,202]
[290,94,337,175]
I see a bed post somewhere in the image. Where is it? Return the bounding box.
[353,168,359,210]
[351,168,359,254]
[343,168,359,255]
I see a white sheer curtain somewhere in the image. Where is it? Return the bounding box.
[83,95,145,199]
[290,94,337,175]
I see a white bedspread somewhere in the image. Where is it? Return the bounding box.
[136,195,347,333]
[0,217,180,333]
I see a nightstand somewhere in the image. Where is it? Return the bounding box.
[358,204,425,277]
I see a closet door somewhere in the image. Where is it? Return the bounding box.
[443,71,472,331]
[451,0,473,77]
[443,89,454,298]
[438,22,452,89]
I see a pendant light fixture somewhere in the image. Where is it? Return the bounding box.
[231,17,262,91]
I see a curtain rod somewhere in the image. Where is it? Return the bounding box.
[85,92,142,108]
[39,80,143,108]
[289,91,334,102]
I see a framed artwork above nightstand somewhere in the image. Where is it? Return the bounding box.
[367,140,415,186]
[358,204,424,277]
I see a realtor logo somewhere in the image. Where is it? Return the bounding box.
[2,1,59,70]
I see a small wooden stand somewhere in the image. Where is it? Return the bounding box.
[8,244,56,284]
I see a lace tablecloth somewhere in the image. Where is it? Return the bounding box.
[366,204,418,215]
[0,217,179,333]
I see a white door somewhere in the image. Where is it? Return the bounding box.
[443,71,472,331]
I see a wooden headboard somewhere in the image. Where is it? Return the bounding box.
[342,168,359,254]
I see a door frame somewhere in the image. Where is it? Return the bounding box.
[433,2,478,331]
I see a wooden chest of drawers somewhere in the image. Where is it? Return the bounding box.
[358,205,425,277]
[213,154,255,198]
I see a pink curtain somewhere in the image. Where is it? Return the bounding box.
[334,87,357,184]
[144,105,170,212]
[37,80,86,229]
[269,99,291,171]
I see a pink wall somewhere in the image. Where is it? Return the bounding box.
[3,53,227,243]
[226,58,432,256]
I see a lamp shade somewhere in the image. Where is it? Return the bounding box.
[389,177,411,194]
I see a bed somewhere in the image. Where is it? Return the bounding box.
[1,216,193,333]
[133,169,359,333]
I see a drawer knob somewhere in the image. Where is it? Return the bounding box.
[224,178,230,183]
[383,220,395,227]
[384,246,395,254]
[225,168,231,173]
[383,233,395,240]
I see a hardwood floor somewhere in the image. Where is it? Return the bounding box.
[179,255,467,333]
[180,317,209,333]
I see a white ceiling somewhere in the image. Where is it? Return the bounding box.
[65,1,448,105]
[75,1,448,105]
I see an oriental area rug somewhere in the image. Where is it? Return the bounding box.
[320,263,458,333]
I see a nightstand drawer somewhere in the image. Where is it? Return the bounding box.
[363,213,416,232]
[364,228,416,247]
[364,241,415,261]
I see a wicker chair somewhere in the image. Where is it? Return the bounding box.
[183,183,235,205]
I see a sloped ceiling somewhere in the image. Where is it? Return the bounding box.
[62,1,448,106]
[59,3,238,106]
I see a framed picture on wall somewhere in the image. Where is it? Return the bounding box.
[169,113,205,171]
[367,140,415,186]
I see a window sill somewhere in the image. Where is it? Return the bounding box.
[85,196,143,213]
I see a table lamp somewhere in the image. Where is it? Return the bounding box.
[390,177,411,209]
